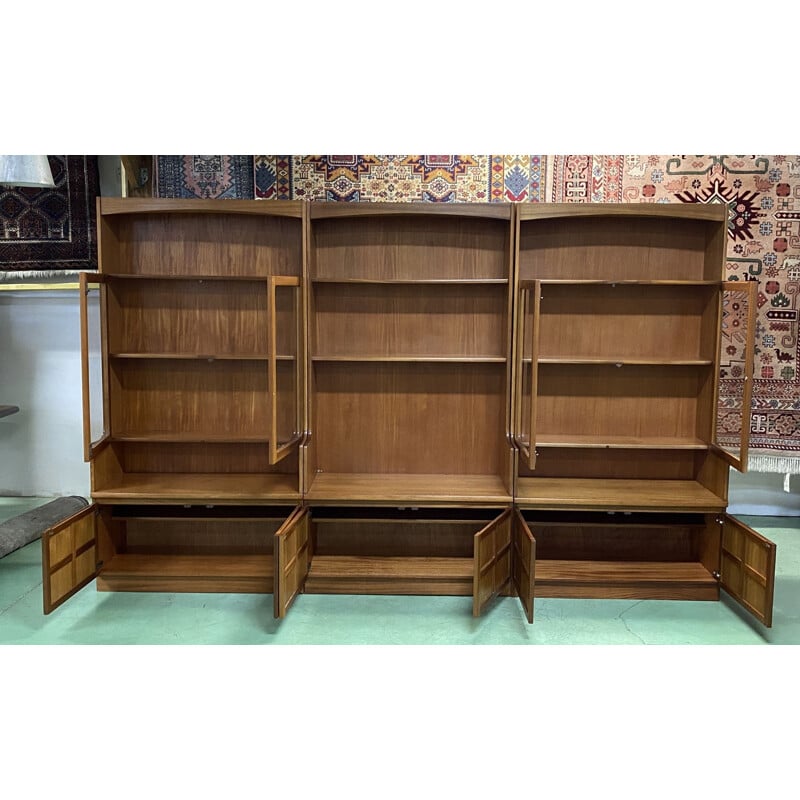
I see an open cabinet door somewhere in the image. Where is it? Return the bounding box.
[720,515,776,627]
[42,504,100,614]
[80,272,110,462]
[713,281,756,472]
[274,507,311,619]
[473,509,512,617]
[513,281,540,470]
[268,276,303,465]
[512,510,536,624]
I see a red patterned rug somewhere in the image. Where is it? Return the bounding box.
[0,156,99,274]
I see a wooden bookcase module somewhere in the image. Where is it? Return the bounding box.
[43,199,777,629]
[512,204,775,626]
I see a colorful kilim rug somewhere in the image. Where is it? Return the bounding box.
[155,155,255,199]
[154,154,800,469]
[0,156,99,274]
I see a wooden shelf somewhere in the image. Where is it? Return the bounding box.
[531,358,713,366]
[305,556,473,595]
[99,554,274,593]
[311,277,508,285]
[111,352,272,361]
[535,434,709,450]
[534,279,720,286]
[515,478,726,511]
[92,473,299,504]
[111,433,270,443]
[312,355,506,364]
[104,273,275,282]
[534,559,717,600]
[307,473,511,505]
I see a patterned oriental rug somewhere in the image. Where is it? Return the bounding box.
[0,156,99,275]
[152,154,800,473]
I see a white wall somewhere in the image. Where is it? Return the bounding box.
[0,289,91,497]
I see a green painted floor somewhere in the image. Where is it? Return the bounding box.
[1,497,798,644]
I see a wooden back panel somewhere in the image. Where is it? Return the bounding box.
[312,282,508,359]
[518,216,718,281]
[106,213,302,277]
[312,215,510,281]
[521,449,698,480]
[117,442,298,474]
[314,362,506,475]
[108,359,296,438]
[106,278,295,357]
[537,284,718,361]
[536,364,709,440]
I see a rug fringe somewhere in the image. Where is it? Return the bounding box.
[0,270,81,281]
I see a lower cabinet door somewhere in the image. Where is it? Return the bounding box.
[42,504,100,614]
[274,506,312,619]
[512,510,536,623]
[721,514,777,627]
[473,508,513,617]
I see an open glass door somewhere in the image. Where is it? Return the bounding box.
[720,515,776,627]
[713,281,756,471]
[514,280,540,470]
[80,272,109,462]
[42,504,99,614]
[512,510,536,624]
[472,509,512,617]
[274,506,311,619]
[268,276,303,465]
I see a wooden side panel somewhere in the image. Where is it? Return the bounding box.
[472,509,512,616]
[512,511,536,623]
[274,507,311,619]
[720,515,776,627]
[42,505,98,614]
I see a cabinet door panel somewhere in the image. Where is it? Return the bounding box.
[472,509,512,616]
[274,506,311,618]
[514,281,540,470]
[268,276,303,464]
[42,504,99,614]
[80,272,110,462]
[713,281,756,472]
[513,510,536,624]
[720,515,776,627]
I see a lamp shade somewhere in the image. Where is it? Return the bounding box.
[0,155,56,188]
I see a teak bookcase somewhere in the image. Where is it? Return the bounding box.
[42,199,307,611]
[512,204,775,625]
[43,199,776,628]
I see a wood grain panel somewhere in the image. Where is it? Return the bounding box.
[313,519,479,558]
[720,515,776,626]
[110,359,273,437]
[98,554,273,593]
[519,216,713,281]
[314,362,505,475]
[117,442,296,474]
[516,477,726,511]
[305,556,473,595]
[520,447,698,480]
[312,283,507,358]
[42,506,98,613]
[124,518,287,554]
[312,215,509,281]
[105,278,297,356]
[527,521,705,561]
[91,472,299,503]
[537,284,717,360]
[306,473,511,504]
[113,213,302,277]
[473,510,512,616]
[536,364,708,441]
